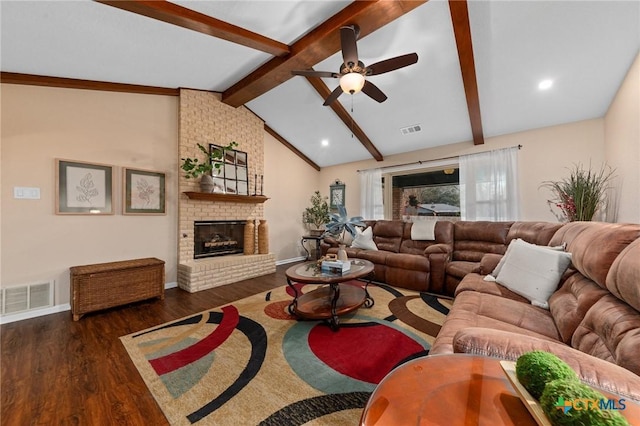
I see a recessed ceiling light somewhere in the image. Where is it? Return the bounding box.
[321,139,329,147]
[538,79,553,90]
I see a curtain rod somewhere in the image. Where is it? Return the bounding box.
[357,144,522,173]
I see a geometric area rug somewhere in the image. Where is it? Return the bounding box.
[120,281,452,425]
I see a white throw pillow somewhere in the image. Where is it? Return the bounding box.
[495,239,572,309]
[351,226,378,251]
[410,220,437,241]
[484,240,567,282]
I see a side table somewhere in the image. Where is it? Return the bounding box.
[360,354,640,425]
[301,235,324,260]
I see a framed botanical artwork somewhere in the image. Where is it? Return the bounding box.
[209,144,249,195]
[123,168,166,215]
[56,159,114,215]
[330,183,345,210]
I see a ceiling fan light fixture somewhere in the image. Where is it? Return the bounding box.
[339,72,365,94]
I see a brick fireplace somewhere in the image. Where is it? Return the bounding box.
[177,89,275,292]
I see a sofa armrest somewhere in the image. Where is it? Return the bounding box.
[424,244,451,295]
[424,243,452,255]
[480,253,502,275]
[453,327,640,402]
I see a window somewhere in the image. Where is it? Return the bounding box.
[391,169,460,220]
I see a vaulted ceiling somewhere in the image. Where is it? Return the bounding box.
[2,1,638,169]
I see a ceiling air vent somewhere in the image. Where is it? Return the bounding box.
[400,124,422,135]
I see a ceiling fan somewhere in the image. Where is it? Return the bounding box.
[292,24,418,106]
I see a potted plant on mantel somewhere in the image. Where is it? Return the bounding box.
[303,191,330,236]
[180,141,238,192]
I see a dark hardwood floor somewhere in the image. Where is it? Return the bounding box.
[1,263,294,426]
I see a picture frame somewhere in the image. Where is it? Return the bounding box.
[330,183,346,210]
[56,159,114,215]
[123,168,166,215]
[209,144,249,195]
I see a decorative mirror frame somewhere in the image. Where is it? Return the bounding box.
[209,144,249,195]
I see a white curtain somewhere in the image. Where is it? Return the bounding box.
[359,168,384,219]
[459,146,520,221]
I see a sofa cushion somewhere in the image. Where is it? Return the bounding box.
[447,261,480,279]
[547,272,610,343]
[572,294,640,377]
[550,222,640,288]
[400,221,454,255]
[454,273,529,303]
[371,220,403,253]
[429,291,561,355]
[351,226,378,251]
[446,261,479,280]
[494,239,572,308]
[452,221,513,262]
[506,221,565,246]
[385,252,430,271]
[451,328,640,401]
[606,238,640,312]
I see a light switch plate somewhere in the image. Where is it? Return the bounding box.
[14,187,41,199]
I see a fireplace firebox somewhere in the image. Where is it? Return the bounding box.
[194,220,245,259]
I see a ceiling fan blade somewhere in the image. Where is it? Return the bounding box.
[362,80,388,103]
[367,53,418,76]
[323,86,343,106]
[291,70,339,78]
[340,25,359,67]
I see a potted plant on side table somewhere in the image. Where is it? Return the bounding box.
[180,141,238,192]
[324,205,366,261]
[303,191,330,236]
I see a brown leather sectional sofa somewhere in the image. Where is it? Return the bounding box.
[433,221,640,400]
[322,220,454,292]
[323,219,640,400]
[322,219,562,297]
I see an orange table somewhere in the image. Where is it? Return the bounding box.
[360,354,640,425]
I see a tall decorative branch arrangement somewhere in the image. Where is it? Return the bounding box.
[540,163,615,222]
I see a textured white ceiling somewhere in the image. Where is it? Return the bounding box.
[2,0,638,168]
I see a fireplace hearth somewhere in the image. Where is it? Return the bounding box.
[194,220,245,259]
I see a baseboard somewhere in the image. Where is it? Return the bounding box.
[0,303,71,325]
[276,256,306,266]
[0,281,179,324]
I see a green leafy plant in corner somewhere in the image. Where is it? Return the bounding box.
[540,162,615,222]
[180,141,238,179]
[324,205,366,243]
[303,191,330,231]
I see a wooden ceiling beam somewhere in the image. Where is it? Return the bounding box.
[306,77,383,162]
[222,0,427,108]
[449,0,484,145]
[95,0,289,56]
[0,72,179,96]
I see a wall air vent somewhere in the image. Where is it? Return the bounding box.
[400,124,422,135]
[1,281,54,315]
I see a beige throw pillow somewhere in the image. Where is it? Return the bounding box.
[495,239,572,309]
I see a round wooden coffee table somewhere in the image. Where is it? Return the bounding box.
[360,354,640,425]
[285,259,374,331]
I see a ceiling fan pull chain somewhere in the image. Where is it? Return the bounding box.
[350,95,354,138]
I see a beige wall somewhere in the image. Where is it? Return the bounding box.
[319,118,605,222]
[263,131,321,262]
[1,84,178,305]
[605,52,640,223]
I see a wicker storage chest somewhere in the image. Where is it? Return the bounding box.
[70,257,165,321]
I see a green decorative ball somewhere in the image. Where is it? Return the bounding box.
[515,351,578,399]
[540,379,629,425]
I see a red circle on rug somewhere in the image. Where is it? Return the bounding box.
[308,323,424,383]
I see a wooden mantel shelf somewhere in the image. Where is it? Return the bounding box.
[183,192,269,204]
